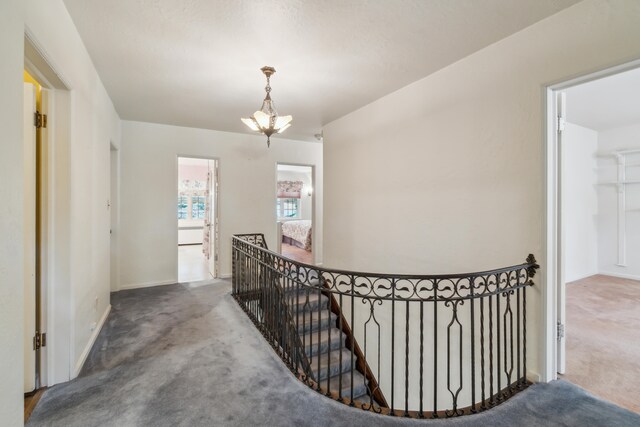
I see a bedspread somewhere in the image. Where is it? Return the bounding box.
[281,220,312,251]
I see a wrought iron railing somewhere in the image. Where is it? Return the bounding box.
[232,233,538,418]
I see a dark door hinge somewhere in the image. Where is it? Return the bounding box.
[33,332,46,350]
[34,111,47,129]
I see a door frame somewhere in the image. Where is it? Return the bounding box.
[175,155,220,280]
[24,30,74,387]
[276,162,316,265]
[543,58,640,382]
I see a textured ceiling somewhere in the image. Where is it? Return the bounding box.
[566,67,640,131]
[63,0,580,141]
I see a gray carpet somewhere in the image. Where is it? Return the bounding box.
[28,281,640,427]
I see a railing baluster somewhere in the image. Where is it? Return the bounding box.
[470,276,476,413]
[390,279,396,415]
[419,300,424,418]
[404,300,410,417]
[339,292,344,402]
[350,276,355,405]
[496,273,502,402]
[433,279,438,418]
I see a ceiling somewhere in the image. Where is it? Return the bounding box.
[63,0,580,142]
[565,66,640,131]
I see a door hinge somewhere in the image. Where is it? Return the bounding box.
[33,331,46,350]
[557,116,565,133]
[557,322,565,340]
[34,111,47,129]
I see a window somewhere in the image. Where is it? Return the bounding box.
[277,198,300,218]
[191,196,206,219]
[177,196,189,220]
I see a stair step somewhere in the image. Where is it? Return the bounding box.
[296,310,337,334]
[303,327,346,357]
[288,292,329,313]
[309,349,354,381]
[318,370,368,401]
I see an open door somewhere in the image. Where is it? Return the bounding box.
[557,91,567,375]
[24,82,37,393]
[206,160,219,278]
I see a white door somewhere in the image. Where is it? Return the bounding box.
[207,160,219,278]
[557,91,567,375]
[24,83,37,393]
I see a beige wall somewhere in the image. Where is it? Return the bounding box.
[0,0,26,424]
[118,121,323,288]
[0,4,121,422]
[323,0,640,400]
[24,0,122,380]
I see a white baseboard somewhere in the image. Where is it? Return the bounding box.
[119,279,176,291]
[598,271,640,281]
[219,273,231,279]
[73,304,111,378]
[527,371,541,383]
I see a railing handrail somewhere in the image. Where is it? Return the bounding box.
[232,234,538,282]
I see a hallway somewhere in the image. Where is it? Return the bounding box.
[27,282,640,427]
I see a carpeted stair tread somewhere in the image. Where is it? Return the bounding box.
[296,310,337,334]
[288,292,329,313]
[309,349,355,381]
[303,327,346,357]
[318,370,368,401]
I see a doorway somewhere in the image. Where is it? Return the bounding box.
[23,65,52,419]
[177,157,218,282]
[545,61,640,412]
[276,164,315,264]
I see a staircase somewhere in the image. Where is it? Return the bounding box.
[233,233,539,418]
[286,284,370,402]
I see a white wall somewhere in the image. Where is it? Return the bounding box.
[563,123,599,282]
[277,169,313,221]
[24,0,122,380]
[0,0,26,424]
[322,0,640,399]
[119,121,323,288]
[597,122,640,279]
[1,0,120,422]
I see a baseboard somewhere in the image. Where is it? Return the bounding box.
[219,273,231,279]
[598,271,640,281]
[73,304,111,378]
[527,371,541,383]
[118,279,176,291]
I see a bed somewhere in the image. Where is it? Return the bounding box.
[281,220,312,251]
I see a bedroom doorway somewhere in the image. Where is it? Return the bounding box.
[276,164,314,264]
[177,156,219,282]
[545,60,640,412]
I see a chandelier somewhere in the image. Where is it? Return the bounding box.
[241,66,292,147]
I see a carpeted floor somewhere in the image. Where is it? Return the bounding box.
[28,281,640,427]
[563,274,640,413]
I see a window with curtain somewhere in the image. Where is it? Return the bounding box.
[277,180,303,219]
[276,198,300,218]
